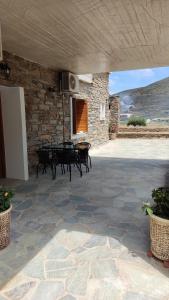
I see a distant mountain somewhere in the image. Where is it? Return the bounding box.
[110,77,169,122]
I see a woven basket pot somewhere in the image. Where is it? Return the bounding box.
[0,205,12,249]
[150,214,169,261]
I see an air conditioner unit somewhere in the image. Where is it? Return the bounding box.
[60,72,79,94]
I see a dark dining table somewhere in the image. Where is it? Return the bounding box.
[38,142,91,181]
[39,142,82,181]
[41,142,89,152]
[41,142,75,150]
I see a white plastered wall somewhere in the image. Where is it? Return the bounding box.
[0,86,28,180]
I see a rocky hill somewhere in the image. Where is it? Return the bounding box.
[112,77,169,123]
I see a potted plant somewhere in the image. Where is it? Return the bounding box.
[0,187,14,249]
[142,187,169,266]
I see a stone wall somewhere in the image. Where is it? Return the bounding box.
[0,51,71,171]
[0,51,109,173]
[109,95,120,139]
[73,73,109,146]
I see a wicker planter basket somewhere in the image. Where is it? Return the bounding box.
[0,205,12,249]
[150,214,169,261]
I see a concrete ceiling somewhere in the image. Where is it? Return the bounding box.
[0,0,169,73]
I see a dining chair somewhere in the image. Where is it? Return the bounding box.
[36,149,54,178]
[52,148,82,181]
[75,142,92,171]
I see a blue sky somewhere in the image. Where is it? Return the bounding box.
[109,66,169,95]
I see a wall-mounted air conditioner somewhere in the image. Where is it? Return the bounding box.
[60,71,79,94]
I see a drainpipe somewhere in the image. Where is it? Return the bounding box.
[59,75,65,144]
[62,93,65,143]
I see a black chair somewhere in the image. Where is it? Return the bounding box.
[36,149,54,178]
[52,148,82,181]
[75,142,92,171]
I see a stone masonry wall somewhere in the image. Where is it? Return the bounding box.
[0,52,110,173]
[0,51,71,172]
[109,95,120,139]
[73,73,109,146]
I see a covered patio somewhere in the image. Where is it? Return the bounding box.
[0,139,169,299]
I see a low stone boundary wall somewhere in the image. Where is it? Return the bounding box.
[117,132,169,138]
[117,126,169,138]
[119,126,169,133]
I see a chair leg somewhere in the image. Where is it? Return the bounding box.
[42,164,46,174]
[76,163,82,177]
[53,165,56,180]
[86,164,89,173]
[89,156,92,168]
[80,163,82,177]
[36,164,40,178]
[51,163,56,180]
[51,163,53,178]
[69,164,71,182]
[61,164,63,174]
[86,158,89,173]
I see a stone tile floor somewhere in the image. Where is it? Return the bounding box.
[0,139,169,299]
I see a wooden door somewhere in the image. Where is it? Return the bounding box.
[0,96,6,177]
[72,99,88,134]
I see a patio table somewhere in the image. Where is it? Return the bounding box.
[40,143,82,181]
[41,143,75,150]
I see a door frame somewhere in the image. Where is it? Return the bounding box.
[0,87,28,180]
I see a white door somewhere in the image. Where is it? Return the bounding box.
[0,86,28,180]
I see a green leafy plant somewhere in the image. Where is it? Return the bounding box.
[142,187,169,220]
[0,187,14,213]
[127,116,146,127]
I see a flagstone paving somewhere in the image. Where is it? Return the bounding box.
[0,139,169,299]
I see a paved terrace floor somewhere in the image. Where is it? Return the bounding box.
[0,139,169,300]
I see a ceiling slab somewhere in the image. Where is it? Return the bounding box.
[0,0,169,73]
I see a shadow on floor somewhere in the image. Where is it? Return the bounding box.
[0,156,169,295]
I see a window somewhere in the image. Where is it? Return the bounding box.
[72,99,88,134]
[100,103,106,120]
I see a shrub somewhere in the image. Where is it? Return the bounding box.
[0,187,14,213]
[142,187,169,220]
[127,116,146,127]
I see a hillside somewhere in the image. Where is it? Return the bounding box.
[111,77,169,122]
